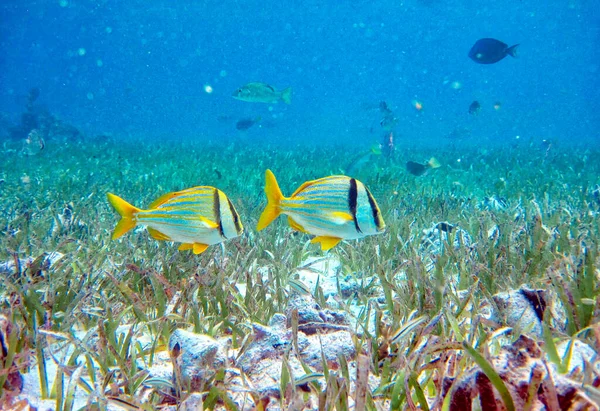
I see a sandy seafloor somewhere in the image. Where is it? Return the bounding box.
[1,132,600,409]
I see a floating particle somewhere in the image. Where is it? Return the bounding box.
[219,70,227,77]
[105,27,113,34]
[59,0,68,7]
[450,81,462,90]
[77,48,86,56]
[412,100,423,111]
[87,92,94,100]
[96,59,103,67]
[204,84,213,94]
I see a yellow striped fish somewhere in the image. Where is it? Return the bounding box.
[256,170,385,251]
[107,186,243,254]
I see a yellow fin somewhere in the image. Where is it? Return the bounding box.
[311,236,342,251]
[147,227,170,241]
[107,193,141,240]
[257,169,285,231]
[290,179,317,197]
[199,216,219,229]
[427,157,441,169]
[281,87,292,104]
[193,243,210,254]
[148,191,181,209]
[178,243,193,251]
[329,211,354,224]
[287,216,307,233]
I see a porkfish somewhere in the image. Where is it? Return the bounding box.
[107,186,243,254]
[256,169,385,251]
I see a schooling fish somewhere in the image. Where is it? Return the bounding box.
[468,38,519,64]
[256,170,385,251]
[107,187,243,254]
[406,157,441,176]
[233,82,292,104]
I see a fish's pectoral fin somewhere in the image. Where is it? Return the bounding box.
[199,216,219,229]
[287,216,307,233]
[147,227,171,241]
[193,243,210,254]
[178,243,193,251]
[329,211,354,225]
[311,236,343,251]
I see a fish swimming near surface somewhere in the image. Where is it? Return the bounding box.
[236,116,261,130]
[256,170,385,251]
[406,157,441,176]
[468,38,519,64]
[107,187,243,254]
[468,100,481,115]
[233,82,292,104]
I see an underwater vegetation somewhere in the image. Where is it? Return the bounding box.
[0,132,599,410]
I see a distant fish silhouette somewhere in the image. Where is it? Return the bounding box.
[406,157,441,176]
[468,100,481,115]
[469,38,519,64]
[235,117,261,130]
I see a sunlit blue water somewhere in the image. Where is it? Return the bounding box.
[1,0,598,149]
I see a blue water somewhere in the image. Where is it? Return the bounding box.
[1,0,598,148]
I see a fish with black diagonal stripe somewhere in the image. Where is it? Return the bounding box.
[106,186,243,254]
[256,169,385,251]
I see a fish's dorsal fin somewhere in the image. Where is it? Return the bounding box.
[329,211,353,225]
[147,227,171,241]
[311,236,342,251]
[148,186,211,209]
[290,179,320,197]
[291,175,348,197]
[193,243,210,254]
[248,82,275,91]
[148,191,181,209]
[287,216,307,233]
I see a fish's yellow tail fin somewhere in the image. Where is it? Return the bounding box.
[257,169,285,231]
[427,157,441,169]
[281,87,292,105]
[107,193,141,239]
